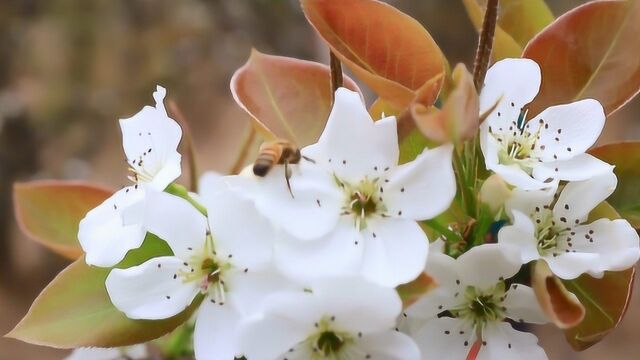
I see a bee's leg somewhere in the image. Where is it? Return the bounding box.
[284,160,295,199]
[301,155,316,164]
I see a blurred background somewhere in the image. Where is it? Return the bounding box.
[0,1,638,359]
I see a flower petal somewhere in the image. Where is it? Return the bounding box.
[65,346,147,360]
[411,317,476,360]
[78,186,146,267]
[361,218,429,287]
[480,59,541,129]
[532,153,612,183]
[498,210,540,265]
[144,191,207,260]
[225,268,295,316]
[553,170,617,225]
[506,187,555,219]
[406,252,461,320]
[382,144,456,221]
[357,331,421,360]
[194,301,242,360]
[305,88,398,182]
[204,185,274,270]
[119,86,182,191]
[225,164,342,241]
[531,99,605,162]
[274,219,364,281]
[105,256,199,320]
[458,244,522,289]
[477,322,547,360]
[503,284,548,324]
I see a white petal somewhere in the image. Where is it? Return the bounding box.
[143,191,207,260]
[194,301,242,360]
[506,187,555,219]
[458,244,522,289]
[532,153,612,183]
[225,268,295,316]
[65,347,147,360]
[119,86,182,191]
[406,252,461,320]
[357,331,421,360]
[480,59,541,128]
[306,88,398,182]
[477,322,548,360]
[205,187,274,270]
[225,164,343,240]
[274,219,364,281]
[105,256,199,320]
[553,170,617,224]
[503,284,548,324]
[552,219,640,278]
[78,186,146,267]
[498,210,541,265]
[361,218,429,287]
[412,317,476,360]
[531,99,605,162]
[382,144,456,221]
[198,171,225,199]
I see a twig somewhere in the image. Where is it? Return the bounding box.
[229,124,257,175]
[329,50,343,101]
[472,0,499,91]
[167,99,199,193]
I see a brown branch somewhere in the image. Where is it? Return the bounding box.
[472,0,499,91]
[329,50,343,101]
[167,99,199,193]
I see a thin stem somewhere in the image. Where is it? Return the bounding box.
[472,0,499,91]
[229,124,257,175]
[329,50,344,101]
[424,219,462,243]
[167,99,199,193]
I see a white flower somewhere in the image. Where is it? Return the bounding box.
[229,88,456,287]
[78,86,183,267]
[238,278,420,360]
[499,171,640,279]
[65,345,147,360]
[105,175,287,360]
[406,244,549,360]
[480,58,610,190]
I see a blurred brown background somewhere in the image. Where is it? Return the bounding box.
[0,1,638,359]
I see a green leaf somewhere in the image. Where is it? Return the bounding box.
[496,0,554,47]
[561,202,637,350]
[590,142,640,228]
[398,130,434,164]
[7,234,199,348]
[396,272,436,309]
[524,0,640,116]
[13,181,112,260]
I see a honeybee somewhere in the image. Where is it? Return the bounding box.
[253,139,313,197]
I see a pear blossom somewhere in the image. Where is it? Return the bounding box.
[228,88,456,287]
[105,176,287,360]
[406,244,549,360]
[499,171,640,279]
[480,58,611,190]
[79,86,183,267]
[65,345,147,360]
[238,278,420,360]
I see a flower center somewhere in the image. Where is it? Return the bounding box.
[452,283,506,331]
[533,208,570,257]
[316,331,345,356]
[490,119,543,174]
[338,176,386,230]
[302,317,358,359]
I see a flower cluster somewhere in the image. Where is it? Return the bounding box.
[75,58,639,360]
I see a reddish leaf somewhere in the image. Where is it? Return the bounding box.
[532,260,585,329]
[524,0,640,116]
[590,141,640,228]
[302,0,445,109]
[396,272,437,309]
[231,49,361,146]
[7,235,197,348]
[13,181,112,259]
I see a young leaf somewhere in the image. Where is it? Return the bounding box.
[532,260,585,329]
[560,202,636,350]
[396,272,436,309]
[231,49,361,146]
[523,0,640,116]
[302,0,445,109]
[7,234,198,348]
[13,181,112,260]
[495,0,554,47]
[590,141,640,228]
